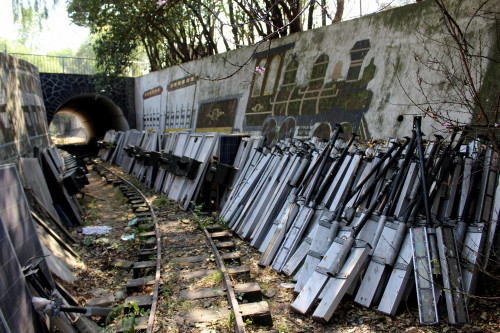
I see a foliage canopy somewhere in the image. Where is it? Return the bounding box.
[67,0,346,76]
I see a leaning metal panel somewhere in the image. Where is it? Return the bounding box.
[0,215,38,333]
[0,164,53,286]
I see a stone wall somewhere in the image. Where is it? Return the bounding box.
[0,52,50,164]
[134,0,498,143]
[40,73,136,128]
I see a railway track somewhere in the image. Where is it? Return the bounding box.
[93,163,161,332]
[92,161,272,332]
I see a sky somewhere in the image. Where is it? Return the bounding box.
[0,0,90,53]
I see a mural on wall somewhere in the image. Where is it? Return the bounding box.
[162,76,196,132]
[196,97,238,134]
[244,39,375,141]
[143,86,162,131]
[168,75,197,91]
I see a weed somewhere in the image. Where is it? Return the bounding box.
[211,211,227,228]
[153,195,169,207]
[104,301,149,333]
[191,202,210,228]
[84,236,93,247]
[235,292,245,301]
[87,199,96,209]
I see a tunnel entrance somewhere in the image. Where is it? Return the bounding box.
[49,112,88,145]
[51,94,130,156]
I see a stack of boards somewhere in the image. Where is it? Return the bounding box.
[99,129,259,210]
[100,129,499,325]
[0,147,88,332]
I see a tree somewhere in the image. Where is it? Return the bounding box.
[67,0,347,76]
[11,0,58,29]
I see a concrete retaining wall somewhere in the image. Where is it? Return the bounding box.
[134,0,497,143]
[0,52,50,164]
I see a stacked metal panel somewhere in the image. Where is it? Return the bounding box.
[40,147,84,226]
[103,126,499,325]
[106,129,249,211]
[0,164,55,333]
[97,130,120,162]
[221,130,499,325]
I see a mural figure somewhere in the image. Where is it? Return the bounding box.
[245,39,375,142]
[196,98,238,133]
[163,75,198,132]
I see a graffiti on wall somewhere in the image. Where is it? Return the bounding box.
[245,39,375,143]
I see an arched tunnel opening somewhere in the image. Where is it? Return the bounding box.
[50,94,130,156]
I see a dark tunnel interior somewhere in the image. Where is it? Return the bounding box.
[51,94,130,156]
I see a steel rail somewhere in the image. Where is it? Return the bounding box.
[96,162,161,333]
[201,226,246,333]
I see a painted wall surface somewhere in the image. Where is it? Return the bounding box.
[0,52,50,164]
[134,1,496,142]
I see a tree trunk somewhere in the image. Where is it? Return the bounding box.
[333,0,344,24]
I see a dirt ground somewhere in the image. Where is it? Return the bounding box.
[68,166,500,332]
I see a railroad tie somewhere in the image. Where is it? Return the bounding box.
[133,261,156,278]
[126,276,155,292]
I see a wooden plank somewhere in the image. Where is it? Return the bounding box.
[178,254,210,264]
[180,269,219,280]
[133,261,156,278]
[180,287,225,300]
[31,211,79,254]
[227,266,251,280]
[184,309,230,324]
[239,301,272,326]
[117,316,148,332]
[215,241,236,251]
[210,231,232,240]
[233,282,262,302]
[126,276,155,291]
[124,295,153,309]
[221,252,241,264]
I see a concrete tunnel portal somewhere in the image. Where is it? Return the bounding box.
[53,94,130,144]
